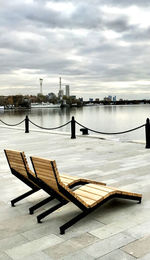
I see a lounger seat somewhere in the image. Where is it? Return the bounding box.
[60,174,105,187]
[73,183,141,208]
[30,156,142,234]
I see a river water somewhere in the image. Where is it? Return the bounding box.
[0,104,149,142]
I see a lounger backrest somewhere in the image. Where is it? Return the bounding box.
[4,149,30,178]
[31,156,88,207]
[31,156,61,192]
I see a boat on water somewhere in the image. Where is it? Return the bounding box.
[31,102,61,108]
[0,106,4,110]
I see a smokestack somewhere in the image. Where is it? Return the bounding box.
[59,77,61,90]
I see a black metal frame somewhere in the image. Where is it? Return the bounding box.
[9,169,39,207]
[29,196,54,215]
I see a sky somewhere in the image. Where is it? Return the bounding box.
[1,0,150,100]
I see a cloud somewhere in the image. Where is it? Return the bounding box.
[0,0,150,99]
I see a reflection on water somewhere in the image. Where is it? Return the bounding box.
[0,105,149,141]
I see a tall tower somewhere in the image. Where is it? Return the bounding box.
[39,78,43,94]
[58,77,63,99]
[65,85,70,97]
[59,77,61,91]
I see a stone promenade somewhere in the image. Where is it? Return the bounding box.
[0,126,150,260]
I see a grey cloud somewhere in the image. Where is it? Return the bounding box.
[0,1,139,33]
[99,0,150,7]
[105,17,133,32]
[1,0,150,99]
[123,27,150,42]
[33,0,150,7]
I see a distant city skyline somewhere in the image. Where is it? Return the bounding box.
[1,0,150,100]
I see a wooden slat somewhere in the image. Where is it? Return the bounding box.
[7,156,23,164]
[79,185,111,197]
[31,157,54,165]
[40,177,59,190]
[76,195,96,206]
[32,161,53,171]
[60,174,78,180]
[6,153,22,160]
[9,162,25,169]
[87,183,116,192]
[74,189,103,201]
[60,177,77,183]
[81,184,116,194]
[34,167,54,176]
[6,153,22,159]
[6,152,21,157]
[12,167,27,176]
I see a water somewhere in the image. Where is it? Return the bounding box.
[0,104,149,142]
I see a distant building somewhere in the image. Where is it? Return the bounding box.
[95,98,99,102]
[65,85,70,97]
[113,96,116,102]
[104,96,112,102]
[89,98,93,102]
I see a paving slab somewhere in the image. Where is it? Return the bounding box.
[122,235,150,258]
[82,233,135,258]
[19,251,53,260]
[138,252,150,260]
[0,234,28,251]
[5,234,63,260]
[59,250,94,260]
[97,249,136,260]
[44,233,98,259]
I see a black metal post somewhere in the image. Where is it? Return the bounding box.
[71,116,76,139]
[25,115,29,133]
[145,118,150,148]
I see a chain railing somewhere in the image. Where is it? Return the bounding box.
[0,118,25,127]
[0,115,149,148]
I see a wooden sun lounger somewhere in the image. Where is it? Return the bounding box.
[4,149,42,209]
[30,156,142,234]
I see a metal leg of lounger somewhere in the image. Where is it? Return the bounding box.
[29,196,55,215]
[11,189,39,207]
[138,197,142,204]
[37,201,68,223]
[116,194,142,204]
[60,210,89,235]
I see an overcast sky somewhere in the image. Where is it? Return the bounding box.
[1,0,150,99]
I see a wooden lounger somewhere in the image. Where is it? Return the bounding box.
[30,156,142,234]
[4,149,41,208]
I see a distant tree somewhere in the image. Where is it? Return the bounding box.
[5,96,14,106]
[12,95,23,107]
[36,93,47,103]
[0,96,5,105]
